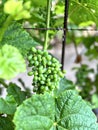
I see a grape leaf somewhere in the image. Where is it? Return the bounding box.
[55,0,98,26]
[1,22,38,56]
[54,77,75,97]
[13,90,98,130]
[69,0,98,26]
[0,95,17,115]
[59,77,75,90]
[0,44,26,80]
[0,116,14,130]
[7,83,26,105]
[30,0,47,7]
[13,93,55,130]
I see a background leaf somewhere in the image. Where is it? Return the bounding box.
[7,83,26,105]
[0,116,14,130]
[69,0,98,26]
[0,22,38,56]
[0,95,17,115]
[54,77,75,97]
[30,0,47,7]
[0,44,26,80]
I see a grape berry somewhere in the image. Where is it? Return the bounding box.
[27,47,65,93]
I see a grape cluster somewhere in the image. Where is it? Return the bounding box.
[27,47,65,93]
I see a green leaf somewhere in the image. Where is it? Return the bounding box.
[13,90,98,130]
[69,0,98,25]
[31,0,47,7]
[59,77,75,91]
[0,44,26,80]
[54,77,75,97]
[55,90,98,130]
[13,93,55,130]
[7,83,26,105]
[1,22,38,56]
[0,116,14,130]
[0,95,17,115]
[85,47,98,60]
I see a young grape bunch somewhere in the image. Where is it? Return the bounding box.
[27,47,65,93]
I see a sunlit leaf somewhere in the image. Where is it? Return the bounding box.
[0,44,26,80]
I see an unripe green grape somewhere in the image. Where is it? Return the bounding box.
[45,87,49,92]
[54,74,57,79]
[38,69,43,74]
[42,57,46,61]
[37,55,42,61]
[47,69,51,74]
[34,61,39,66]
[33,56,37,61]
[55,67,60,71]
[34,71,38,76]
[43,62,47,66]
[41,76,46,81]
[29,60,34,65]
[51,68,54,71]
[47,78,50,83]
[37,49,43,54]
[42,60,47,66]
[54,70,57,74]
[38,66,44,73]
[63,70,66,74]
[32,47,36,53]
[52,57,57,63]
[46,82,51,86]
[28,71,33,76]
[51,64,56,67]
[27,55,32,61]
[40,86,45,91]
[59,71,64,78]
[58,64,62,67]
[49,85,55,89]
[43,51,48,56]
[38,73,43,78]
[39,66,44,69]
[48,61,52,65]
[50,75,53,79]
[46,55,52,60]
[44,74,47,78]
[38,77,41,81]
[33,76,38,81]
[40,81,45,84]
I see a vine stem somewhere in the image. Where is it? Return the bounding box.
[0,79,8,88]
[44,0,51,50]
[0,16,13,42]
[61,0,69,70]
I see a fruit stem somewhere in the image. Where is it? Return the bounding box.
[44,0,51,50]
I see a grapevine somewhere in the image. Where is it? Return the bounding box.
[27,47,65,93]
